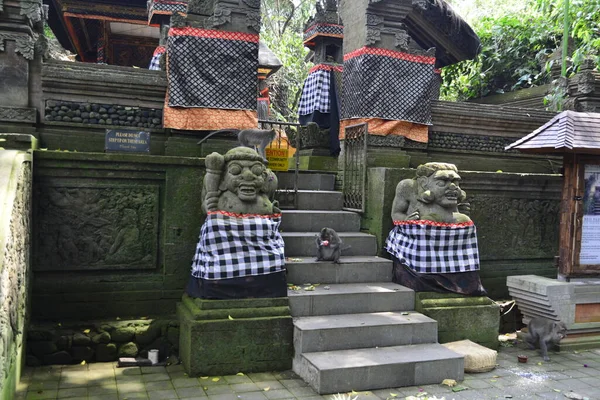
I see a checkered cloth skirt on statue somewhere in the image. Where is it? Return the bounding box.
[191,211,285,280]
[385,220,480,274]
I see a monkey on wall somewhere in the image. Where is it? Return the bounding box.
[525,317,567,361]
[197,129,277,162]
[315,227,342,264]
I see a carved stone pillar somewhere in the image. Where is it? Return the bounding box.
[564,58,599,113]
[0,0,47,133]
[337,0,479,166]
[163,0,262,132]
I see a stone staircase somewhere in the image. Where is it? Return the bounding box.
[277,171,464,394]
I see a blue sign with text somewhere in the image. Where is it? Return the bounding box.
[105,130,150,153]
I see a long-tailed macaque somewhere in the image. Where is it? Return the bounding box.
[525,317,567,361]
[315,227,342,263]
[197,129,277,162]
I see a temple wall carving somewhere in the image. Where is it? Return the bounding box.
[0,152,32,398]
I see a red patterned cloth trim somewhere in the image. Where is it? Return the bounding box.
[153,46,166,56]
[163,106,258,130]
[303,23,344,44]
[344,47,435,65]
[208,211,282,219]
[169,27,259,43]
[434,68,442,74]
[303,33,344,44]
[310,64,343,73]
[393,220,474,228]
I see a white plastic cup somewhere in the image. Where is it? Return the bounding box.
[148,349,159,365]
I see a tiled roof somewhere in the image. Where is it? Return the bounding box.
[505,110,600,153]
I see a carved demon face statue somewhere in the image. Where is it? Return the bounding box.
[223,159,266,202]
[427,169,462,207]
[416,163,464,208]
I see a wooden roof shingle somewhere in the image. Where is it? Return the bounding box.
[505,110,600,154]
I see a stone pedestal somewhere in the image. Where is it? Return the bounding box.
[415,293,500,350]
[508,275,600,351]
[177,295,293,376]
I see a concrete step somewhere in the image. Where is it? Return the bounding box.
[282,232,378,257]
[280,210,361,232]
[294,190,343,211]
[293,311,437,353]
[288,282,414,317]
[293,343,464,394]
[277,172,336,191]
[285,256,392,284]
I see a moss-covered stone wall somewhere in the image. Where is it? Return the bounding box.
[26,318,179,366]
[364,167,561,299]
[0,150,32,400]
[31,151,205,320]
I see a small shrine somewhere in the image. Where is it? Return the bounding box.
[336,0,480,164]
[506,110,600,350]
[296,0,344,165]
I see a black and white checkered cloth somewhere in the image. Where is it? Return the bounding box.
[342,47,436,125]
[385,220,480,274]
[191,212,285,280]
[298,69,331,116]
[148,52,163,70]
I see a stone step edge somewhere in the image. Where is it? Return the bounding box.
[293,311,436,331]
[286,282,412,296]
[300,343,464,370]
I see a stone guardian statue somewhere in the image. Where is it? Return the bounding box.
[186,147,285,299]
[385,162,486,295]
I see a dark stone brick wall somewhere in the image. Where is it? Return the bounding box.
[44,100,163,129]
[429,132,520,154]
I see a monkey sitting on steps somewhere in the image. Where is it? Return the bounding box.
[197,129,277,162]
[315,227,342,264]
[525,317,567,361]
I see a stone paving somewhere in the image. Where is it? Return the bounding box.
[16,344,600,400]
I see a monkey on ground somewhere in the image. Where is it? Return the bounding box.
[525,317,567,361]
[315,227,342,264]
[196,129,277,162]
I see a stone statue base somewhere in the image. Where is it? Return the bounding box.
[177,294,293,376]
[391,258,486,296]
[415,292,500,350]
[185,271,287,299]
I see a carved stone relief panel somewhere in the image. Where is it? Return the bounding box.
[468,195,560,260]
[0,163,31,385]
[0,106,36,123]
[33,185,160,271]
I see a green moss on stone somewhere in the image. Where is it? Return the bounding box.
[118,342,139,357]
[178,297,293,376]
[416,293,500,350]
[96,343,118,362]
[110,327,136,343]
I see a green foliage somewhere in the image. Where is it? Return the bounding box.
[260,0,313,122]
[441,10,561,101]
[442,0,600,102]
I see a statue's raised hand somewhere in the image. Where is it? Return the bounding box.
[458,202,471,216]
[205,191,220,212]
[205,152,225,171]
